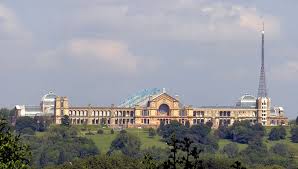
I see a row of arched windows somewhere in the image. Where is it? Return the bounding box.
[114,111,134,117]
[69,110,111,117]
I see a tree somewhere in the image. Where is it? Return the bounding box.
[97,129,104,134]
[34,116,52,132]
[291,126,298,143]
[215,124,230,139]
[185,120,190,128]
[0,118,31,168]
[206,121,213,128]
[0,108,14,120]
[61,115,70,126]
[223,143,239,158]
[26,126,99,168]
[57,151,65,165]
[226,120,265,144]
[157,120,165,135]
[270,143,289,157]
[240,138,268,164]
[159,120,188,141]
[268,127,286,141]
[109,131,141,157]
[15,116,37,132]
[148,128,156,138]
[296,116,298,125]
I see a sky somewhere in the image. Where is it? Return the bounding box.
[0,0,297,119]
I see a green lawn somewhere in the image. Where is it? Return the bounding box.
[43,125,298,159]
[218,139,247,151]
[82,128,167,153]
[80,126,298,157]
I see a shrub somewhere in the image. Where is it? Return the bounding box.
[268,127,286,141]
[109,132,141,157]
[111,129,114,134]
[222,143,239,158]
[20,127,35,135]
[97,129,104,134]
[291,126,298,143]
[85,132,95,135]
[148,128,156,138]
[270,143,289,157]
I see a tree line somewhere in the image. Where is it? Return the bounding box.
[1,110,298,169]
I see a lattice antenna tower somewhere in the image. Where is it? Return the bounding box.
[257,22,268,98]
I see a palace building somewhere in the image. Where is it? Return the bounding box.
[15,89,288,129]
[15,27,288,128]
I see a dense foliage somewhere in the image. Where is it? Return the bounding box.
[148,127,156,138]
[61,115,70,126]
[291,125,298,143]
[0,108,15,120]
[0,119,31,169]
[158,120,218,152]
[222,143,239,158]
[15,116,52,133]
[108,130,141,157]
[268,126,286,141]
[45,154,145,169]
[215,120,266,144]
[25,126,99,168]
[4,113,298,169]
[270,143,290,157]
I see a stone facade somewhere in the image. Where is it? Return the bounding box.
[54,91,288,129]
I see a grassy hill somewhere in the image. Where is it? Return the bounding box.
[78,125,298,160]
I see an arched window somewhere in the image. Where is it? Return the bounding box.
[158,104,170,116]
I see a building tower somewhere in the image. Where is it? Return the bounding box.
[257,23,267,98]
[257,23,271,125]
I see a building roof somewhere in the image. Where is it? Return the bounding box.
[119,88,162,108]
[41,91,57,102]
[236,94,257,108]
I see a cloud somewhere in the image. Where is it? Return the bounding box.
[0,4,31,39]
[0,3,33,71]
[73,1,280,41]
[67,39,138,72]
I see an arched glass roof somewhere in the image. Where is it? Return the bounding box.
[236,94,257,108]
[119,88,162,108]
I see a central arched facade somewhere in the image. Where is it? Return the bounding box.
[158,104,170,116]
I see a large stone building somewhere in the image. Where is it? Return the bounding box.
[52,89,288,129]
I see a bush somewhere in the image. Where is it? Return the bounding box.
[109,131,141,157]
[268,127,286,141]
[220,120,265,144]
[111,129,114,134]
[15,116,37,132]
[20,127,35,135]
[222,143,239,158]
[148,128,156,138]
[270,143,289,157]
[85,132,95,135]
[97,129,104,134]
[291,126,298,143]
